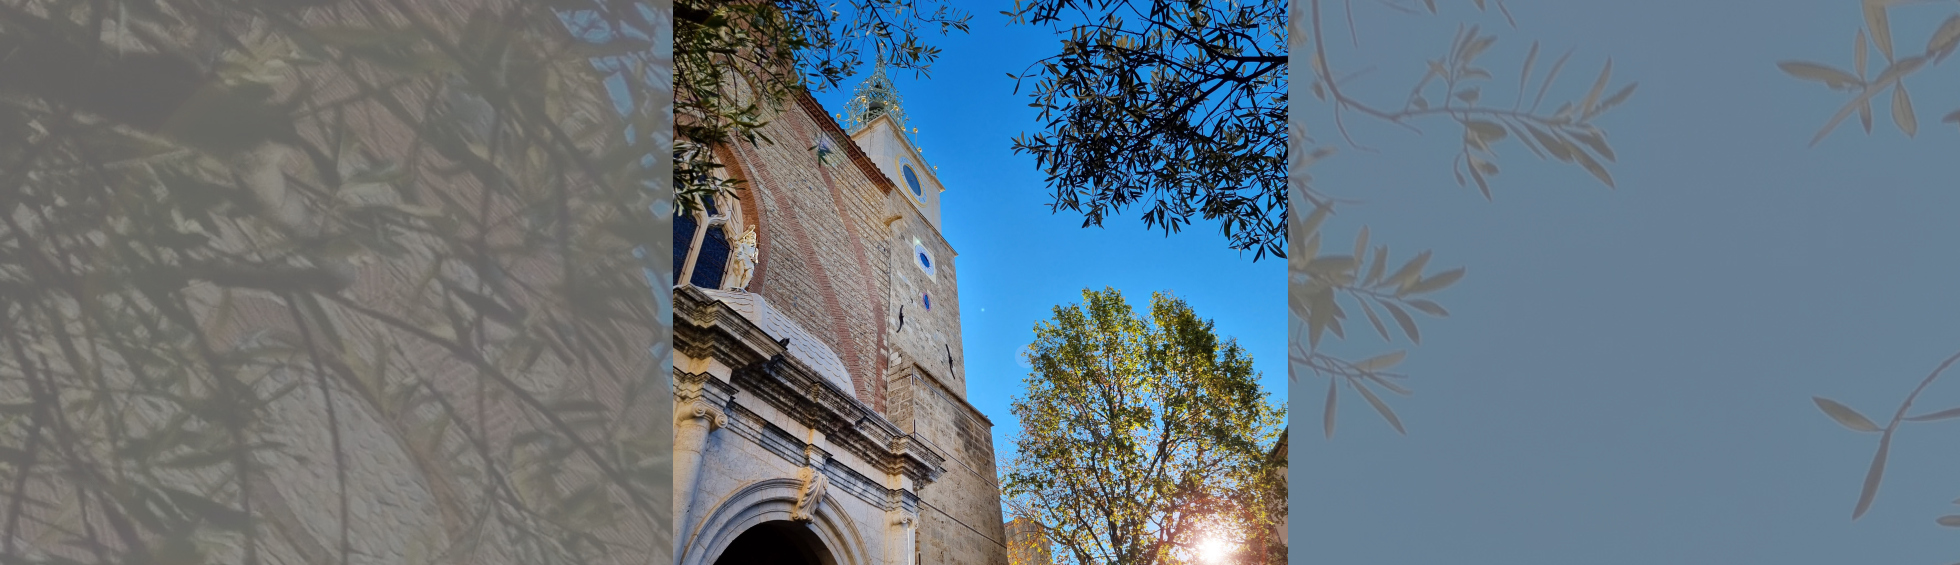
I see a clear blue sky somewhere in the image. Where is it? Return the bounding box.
[1290,1,1960,563]
[808,0,1289,511]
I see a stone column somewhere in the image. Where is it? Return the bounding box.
[674,371,725,551]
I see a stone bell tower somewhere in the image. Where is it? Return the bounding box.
[843,59,947,231]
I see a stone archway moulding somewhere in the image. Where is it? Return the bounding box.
[679,478,871,565]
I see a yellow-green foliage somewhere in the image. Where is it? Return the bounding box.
[1003,288,1284,565]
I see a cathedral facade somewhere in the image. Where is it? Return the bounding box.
[673,65,1009,565]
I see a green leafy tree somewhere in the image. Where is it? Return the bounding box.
[1002,288,1285,565]
[1007,0,1288,260]
[0,0,667,563]
[1008,0,1633,264]
[1788,0,1960,548]
[1270,0,1634,436]
[673,0,969,214]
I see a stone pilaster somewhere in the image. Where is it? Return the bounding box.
[894,513,919,565]
[674,370,725,545]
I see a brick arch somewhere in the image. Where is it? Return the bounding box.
[711,98,902,413]
[812,149,889,411]
[724,141,876,408]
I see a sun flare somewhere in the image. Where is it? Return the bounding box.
[1197,535,1232,563]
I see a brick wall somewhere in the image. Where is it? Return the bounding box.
[727,95,895,413]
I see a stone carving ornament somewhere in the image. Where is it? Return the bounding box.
[681,399,727,430]
[728,226,758,291]
[791,466,829,522]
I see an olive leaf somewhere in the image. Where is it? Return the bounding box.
[1779,61,1862,89]
[1904,406,1960,422]
[1814,396,1882,432]
[1893,81,1917,137]
[1354,351,1406,372]
[1353,381,1406,435]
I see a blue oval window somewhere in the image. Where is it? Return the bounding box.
[913,242,935,276]
[923,292,931,310]
[903,163,923,198]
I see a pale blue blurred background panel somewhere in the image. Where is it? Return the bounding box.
[1291,0,1960,563]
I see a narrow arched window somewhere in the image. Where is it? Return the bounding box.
[676,185,746,289]
[691,204,731,288]
[672,211,697,285]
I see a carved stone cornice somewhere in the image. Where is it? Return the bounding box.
[675,369,724,402]
[732,356,945,486]
[674,286,784,370]
[676,286,946,487]
[674,369,734,426]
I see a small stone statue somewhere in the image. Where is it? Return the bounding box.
[728,227,758,291]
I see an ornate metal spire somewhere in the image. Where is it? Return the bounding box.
[842,54,912,139]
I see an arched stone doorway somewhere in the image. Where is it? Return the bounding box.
[712,520,836,565]
[680,478,867,565]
